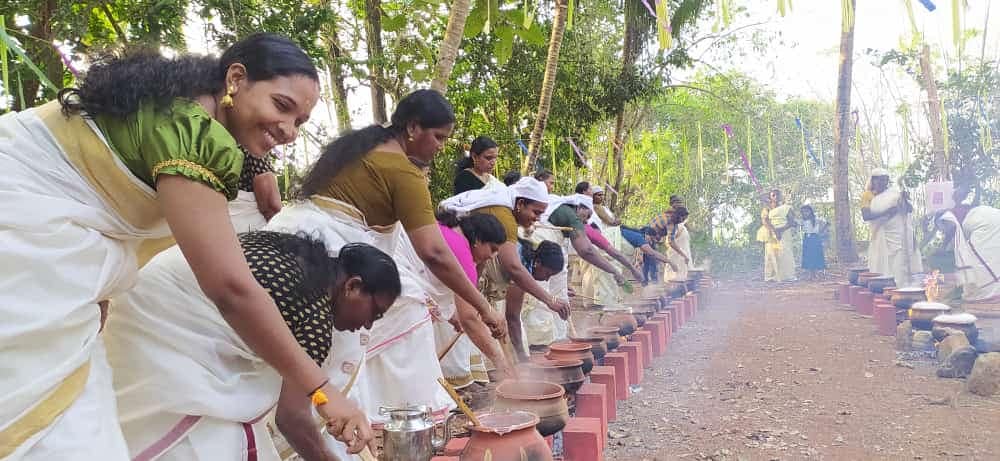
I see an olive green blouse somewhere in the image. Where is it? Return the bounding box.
[94,99,243,200]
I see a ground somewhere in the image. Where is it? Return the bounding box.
[606,276,1000,461]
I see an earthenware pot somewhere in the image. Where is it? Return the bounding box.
[908,301,951,330]
[461,411,553,461]
[856,272,882,287]
[568,335,607,362]
[493,380,569,437]
[521,359,585,395]
[546,341,594,375]
[847,267,870,285]
[931,313,978,344]
[665,280,688,298]
[599,310,637,336]
[890,287,928,311]
[588,327,621,351]
[685,278,699,292]
[687,269,706,281]
[866,276,896,295]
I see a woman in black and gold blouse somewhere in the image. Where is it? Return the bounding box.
[105,233,399,461]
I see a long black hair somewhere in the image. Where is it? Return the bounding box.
[574,181,591,194]
[502,170,522,186]
[266,232,400,300]
[436,210,506,247]
[455,136,499,172]
[519,239,564,273]
[533,169,554,182]
[299,89,454,198]
[59,33,318,119]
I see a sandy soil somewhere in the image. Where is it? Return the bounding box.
[605,277,1000,461]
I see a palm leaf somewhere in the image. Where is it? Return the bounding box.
[0,25,58,92]
[1,16,9,101]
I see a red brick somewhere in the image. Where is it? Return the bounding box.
[848,285,863,307]
[563,417,605,461]
[430,457,460,461]
[631,330,653,367]
[670,301,685,327]
[619,342,643,384]
[836,282,851,305]
[588,366,617,420]
[854,290,873,315]
[643,319,667,357]
[442,437,468,456]
[602,353,629,400]
[576,383,608,437]
[874,302,896,336]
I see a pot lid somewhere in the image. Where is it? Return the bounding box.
[869,276,895,281]
[894,287,926,294]
[911,302,951,311]
[470,411,539,435]
[932,313,977,324]
[849,267,870,272]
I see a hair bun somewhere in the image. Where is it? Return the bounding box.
[462,143,472,151]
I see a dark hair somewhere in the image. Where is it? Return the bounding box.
[672,206,689,222]
[503,170,522,186]
[574,181,591,194]
[266,232,399,300]
[299,89,454,197]
[800,205,815,222]
[534,240,565,272]
[669,195,683,205]
[534,169,554,181]
[437,210,506,246]
[59,33,317,118]
[456,136,498,172]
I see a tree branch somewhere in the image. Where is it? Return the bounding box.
[99,2,128,45]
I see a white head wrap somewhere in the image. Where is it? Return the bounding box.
[508,177,550,203]
[591,185,604,194]
[440,177,550,216]
[871,168,890,178]
[540,193,593,223]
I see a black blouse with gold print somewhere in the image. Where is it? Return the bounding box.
[240,231,333,365]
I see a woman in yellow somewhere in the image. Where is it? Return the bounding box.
[760,189,797,282]
[0,33,370,459]
[278,89,505,425]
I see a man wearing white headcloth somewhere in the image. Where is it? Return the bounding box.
[861,169,923,286]
[936,201,1000,303]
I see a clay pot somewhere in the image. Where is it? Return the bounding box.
[568,335,607,362]
[588,327,621,351]
[665,280,688,299]
[687,269,706,281]
[890,287,928,311]
[856,272,882,287]
[931,313,979,344]
[546,341,594,375]
[847,267,870,285]
[685,278,699,292]
[908,301,951,330]
[461,411,553,461]
[493,380,569,437]
[521,359,585,395]
[866,276,896,295]
[600,310,637,337]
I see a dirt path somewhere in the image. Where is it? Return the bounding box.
[606,279,1000,461]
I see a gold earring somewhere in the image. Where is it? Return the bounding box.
[220,87,235,108]
[408,135,414,142]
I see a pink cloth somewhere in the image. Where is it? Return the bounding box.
[585,225,611,251]
[438,223,478,284]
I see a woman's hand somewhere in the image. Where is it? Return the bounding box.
[629,265,644,281]
[447,315,464,333]
[546,297,570,320]
[320,385,375,454]
[480,309,507,340]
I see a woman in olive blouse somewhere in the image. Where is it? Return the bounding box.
[0,33,369,458]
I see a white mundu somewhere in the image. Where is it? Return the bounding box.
[939,206,1000,302]
[867,187,924,286]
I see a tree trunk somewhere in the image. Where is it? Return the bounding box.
[16,0,61,111]
[610,15,637,212]
[430,0,472,94]
[363,0,388,123]
[832,0,858,264]
[523,0,569,174]
[918,44,948,180]
[324,32,353,132]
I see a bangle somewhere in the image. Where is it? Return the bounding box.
[308,379,329,398]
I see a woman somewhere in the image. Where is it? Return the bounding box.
[106,235,397,460]
[275,89,502,424]
[453,136,503,194]
[799,205,828,280]
[662,207,693,282]
[761,189,797,282]
[578,202,644,305]
[434,211,514,388]
[504,240,568,360]
[439,177,571,359]
[534,169,556,193]
[0,33,369,459]
[620,224,677,284]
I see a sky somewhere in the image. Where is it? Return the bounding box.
[179,1,998,169]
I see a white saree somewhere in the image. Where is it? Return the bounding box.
[940,207,1000,303]
[0,103,173,461]
[521,226,570,346]
[266,199,454,425]
[763,205,796,282]
[867,189,923,286]
[664,223,691,282]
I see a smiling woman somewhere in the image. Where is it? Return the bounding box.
[0,32,373,460]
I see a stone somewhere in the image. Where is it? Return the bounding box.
[938,332,970,359]
[967,353,1000,397]
[937,346,978,378]
[896,321,913,351]
[912,331,934,351]
[931,326,966,342]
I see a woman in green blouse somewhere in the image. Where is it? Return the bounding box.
[0,33,370,458]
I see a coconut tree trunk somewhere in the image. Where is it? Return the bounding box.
[832,0,858,263]
[363,0,388,123]
[918,44,948,180]
[523,0,569,174]
[430,0,472,94]
[324,29,353,132]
